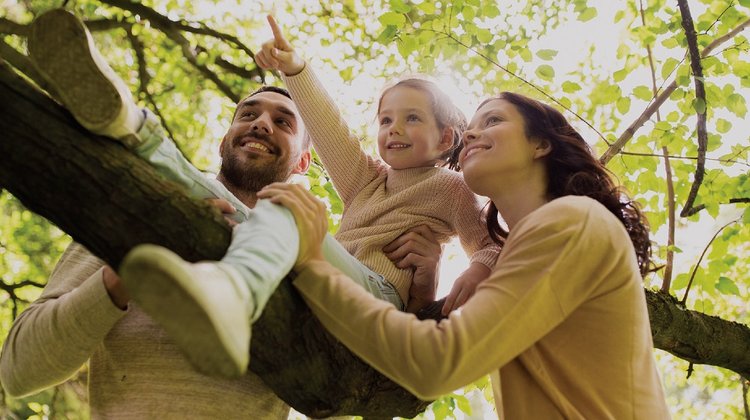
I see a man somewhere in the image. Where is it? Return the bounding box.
[0,9,431,419]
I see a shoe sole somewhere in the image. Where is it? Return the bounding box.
[28,10,123,132]
[120,245,244,378]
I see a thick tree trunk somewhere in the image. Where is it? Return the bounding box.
[1,58,749,418]
[0,60,428,418]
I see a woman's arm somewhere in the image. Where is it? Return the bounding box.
[290,197,624,399]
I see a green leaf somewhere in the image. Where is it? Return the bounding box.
[520,48,532,62]
[661,57,680,79]
[693,97,706,114]
[616,97,631,114]
[462,6,476,21]
[727,93,748,117]
[662,37,679,48]
[375,25,398,44]
[482,3,500,18]
[418,2,436,14]
[740,0,750,6]
[454,395,472,415]
[379,11,406,27]
[536,49,558,60]
[578,7,597,22]
[389,0,412,13]
[715,277,740,296]
[397,35,418,58]
[562,81,581,93]
[535,64,555,81]
[476,28,493,43]
[633,85,654,100]
[716,118,732,133]
[655,121,672,131]
[613,69,628,82]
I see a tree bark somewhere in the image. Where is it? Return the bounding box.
[0,60,428,418]
[2,58,750,415]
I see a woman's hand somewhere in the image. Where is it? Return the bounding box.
[257,183,328,271]
[384,225,443,312]
[255,15,306,76]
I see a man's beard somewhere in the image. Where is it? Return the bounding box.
[218,137,296,194]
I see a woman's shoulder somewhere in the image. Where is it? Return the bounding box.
[521,195,620,234]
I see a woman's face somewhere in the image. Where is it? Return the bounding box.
[459,98,541,196]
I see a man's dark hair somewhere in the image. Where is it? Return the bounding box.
[249,85,292,100]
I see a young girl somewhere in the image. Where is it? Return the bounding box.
[256,16,500,313]
[261,92,671,418]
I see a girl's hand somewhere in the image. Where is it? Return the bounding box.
[257,183,327,271]
[442,262,490,315]
[256,15,306,76]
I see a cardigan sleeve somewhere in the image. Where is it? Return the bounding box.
[292,198,624,400]
[283,65,384,205]
[0,243,125,397]
[449,176,501,268]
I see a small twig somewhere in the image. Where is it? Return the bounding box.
[680,217,740,305]
[619,150,749,167]
[703,2,733,35]
[639,0,676,292]
[681,198,750,217]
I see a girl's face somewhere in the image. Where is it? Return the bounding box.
[459,99,543,196]
[377,86,452,170]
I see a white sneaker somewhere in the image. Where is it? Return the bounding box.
[28,9,144,148]
[119,244,253,378]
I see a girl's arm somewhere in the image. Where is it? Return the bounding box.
[257,16,382,205]
[439,176,501,314]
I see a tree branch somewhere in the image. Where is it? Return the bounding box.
[600,17,750,163]
[676,0,709,218]
[0,59,428,418]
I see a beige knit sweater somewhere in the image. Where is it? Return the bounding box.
[293,196,671,419]
[284,67,500,304]
[0,243,289,419]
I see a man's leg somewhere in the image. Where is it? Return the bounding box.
[27,9,250,223]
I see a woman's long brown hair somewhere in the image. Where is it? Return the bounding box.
[483,92,652,276]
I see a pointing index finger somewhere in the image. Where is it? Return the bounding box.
[266,15,288,48]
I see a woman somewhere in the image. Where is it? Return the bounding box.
[258,92,670,418]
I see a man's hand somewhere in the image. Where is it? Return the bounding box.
[206,198,239,227]
[255,15,306,76]
[257,183,328,271]
[442,262,490,315]
[102,266,129,310]
[384,225,442,313]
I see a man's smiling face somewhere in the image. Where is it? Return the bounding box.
[219,90,309,193]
